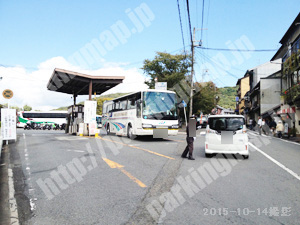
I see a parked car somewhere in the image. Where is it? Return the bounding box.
[205,115,249,159]
[196,116,208,129]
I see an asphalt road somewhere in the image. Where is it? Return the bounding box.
[6,128,300,225]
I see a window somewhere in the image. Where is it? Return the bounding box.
[22,113,67,118]
[107,103,113,113]
[208,117,245,131]
[128,97,136,109]
[120,99,128,110]
[292,71,298,86]
[114,102,120,110]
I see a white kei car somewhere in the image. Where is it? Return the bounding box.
[205,115,249,159]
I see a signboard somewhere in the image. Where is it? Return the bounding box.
[84,100,97,123]
[2,89,13,99]
[1,108,16,140]
[155,82,167,90]
[88,122,97,136]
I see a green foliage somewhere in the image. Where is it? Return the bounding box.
[0,104,22,111]
[193,81,218,115]
[23,104,32,111]
[142,52,192,89]
[96,97,113,115]
[217,86,238,109]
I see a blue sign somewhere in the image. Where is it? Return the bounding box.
[182,100,187,107]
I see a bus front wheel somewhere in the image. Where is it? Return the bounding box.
[106,124,110,135]
[127,124,133,139]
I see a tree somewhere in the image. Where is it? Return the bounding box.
[23,105,32,111]
[142,52,192,89]
[193,81,219,115]
[96,97,112,115]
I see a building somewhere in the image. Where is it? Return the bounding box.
[211,105,235,115]
[237,61,281,123]
[271,13,300,136]
[236,76,250,115]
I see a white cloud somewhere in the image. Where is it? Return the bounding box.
[0,57,148,110]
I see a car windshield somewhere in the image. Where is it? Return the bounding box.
[208,117,245,131]
[142,92,178,120]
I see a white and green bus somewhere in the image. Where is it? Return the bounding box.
[17,111,68,128]
[102,89,179,138]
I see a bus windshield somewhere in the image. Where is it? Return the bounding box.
[142,92,177,120]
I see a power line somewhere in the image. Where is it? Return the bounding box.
[186,0,193,51]
[177,0,186,56]
[195,49,239,79]
[200,0,205,42]
[197,46,278,52]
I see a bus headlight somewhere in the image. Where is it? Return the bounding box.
[171,124,179,129]
[142,124,153,128]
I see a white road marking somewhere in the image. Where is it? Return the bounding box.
[56,136,88,141]
[67,150,85,153]
[249,131,300,146]
[22,133,36,212]
[30,198,37,211]
[248,132,258,137]
[249,142,300,181]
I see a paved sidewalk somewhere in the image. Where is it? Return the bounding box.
[248,129,300,144]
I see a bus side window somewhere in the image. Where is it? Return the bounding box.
[128,98,136,109]
[120,99,128,110]
[114,102,120,111]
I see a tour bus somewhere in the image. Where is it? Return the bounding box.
[17,111,68,128]
[102,89,179,138]
[96,115,102,128]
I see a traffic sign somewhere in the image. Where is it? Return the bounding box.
[182,100,187,107]
[2,89,13,99]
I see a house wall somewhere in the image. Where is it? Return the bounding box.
[251,60,281,88]
[241,76,250,98]
[260,78,281,115]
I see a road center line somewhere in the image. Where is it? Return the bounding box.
[98,137,175,160]
[249,142,300,181]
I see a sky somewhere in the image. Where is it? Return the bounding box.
[0,0,299,110]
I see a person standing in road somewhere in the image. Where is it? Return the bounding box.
[269,119,277,136]
[257,116,262,135]
[249,118,253,130]
[262,118,269,135]
[181,117,196,160]
[276,120,284,138]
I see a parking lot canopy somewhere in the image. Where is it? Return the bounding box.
[47,68,125,96]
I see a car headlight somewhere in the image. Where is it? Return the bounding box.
[142,124,152,128]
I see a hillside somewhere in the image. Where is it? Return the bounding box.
[53,92,130,111]
[217,86,237,109]
[53,88,237,112]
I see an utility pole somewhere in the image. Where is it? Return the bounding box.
[189,27,200,117]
